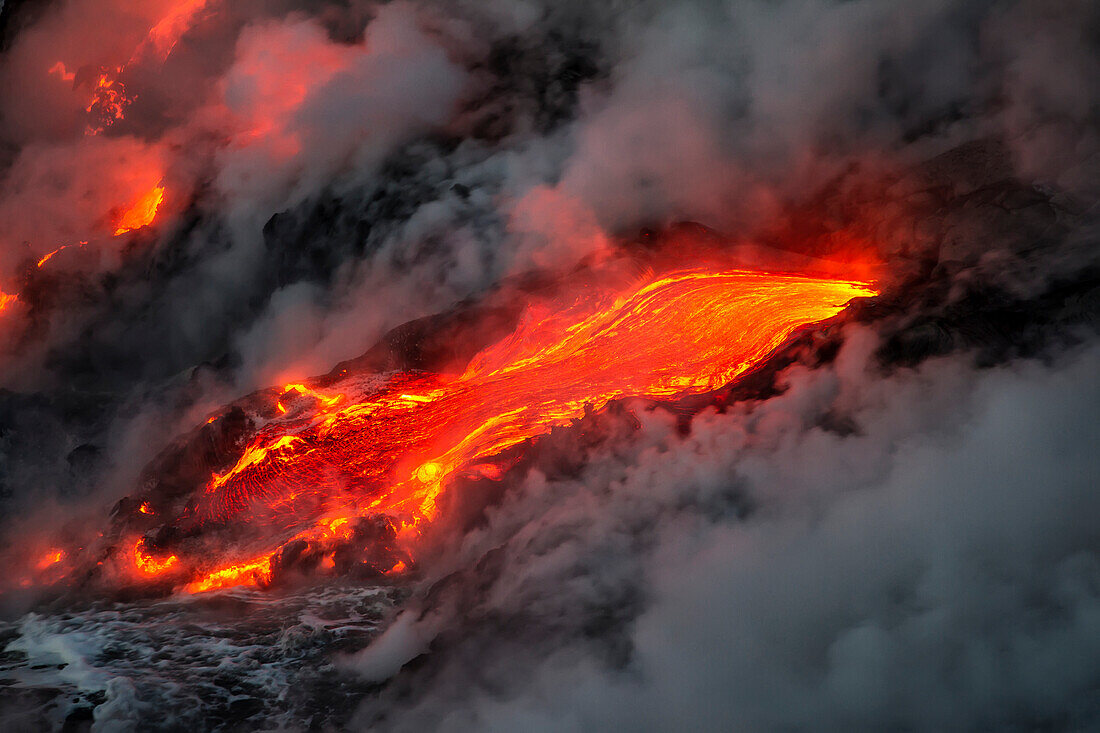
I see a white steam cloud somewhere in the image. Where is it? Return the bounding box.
[348,335,1100,730]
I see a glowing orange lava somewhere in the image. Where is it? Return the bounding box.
[49,61,134,134]
[183,556,271,594]
[1,178,163,319]
[84,68,132,135]
[209,435,304,492]
[133,539,178,576]
[37,247,63,268]
[172,268,876,593]
[113,185,165,235]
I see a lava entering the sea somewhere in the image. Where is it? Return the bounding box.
[95,266,875,595]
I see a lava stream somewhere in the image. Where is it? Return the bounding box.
[139,268,876,593]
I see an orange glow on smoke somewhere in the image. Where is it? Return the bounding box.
[220,23,352,159]
[113,185,165,235]
[177,268,877,593]
[50,1,217,134]
[137,0,214,63]
[36,549,64,570]
[48,61,75,82]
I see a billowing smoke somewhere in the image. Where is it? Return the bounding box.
[348,337,1100,732]
[0,0,1097,730]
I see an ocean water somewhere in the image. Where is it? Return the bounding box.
[0,583,406,731]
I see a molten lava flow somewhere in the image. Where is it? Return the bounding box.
[36,242,86,268]
[182,515,357,593]
[183,557,271,594]
[0,289,16,313]
[113,185,165,235]
[84,67,132,135]
[208,435,305,492]
[49,62,134,134]
[167,268,876,593]
[277,383,344,414]
[133,539,178,576]
[37,247,63,268]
